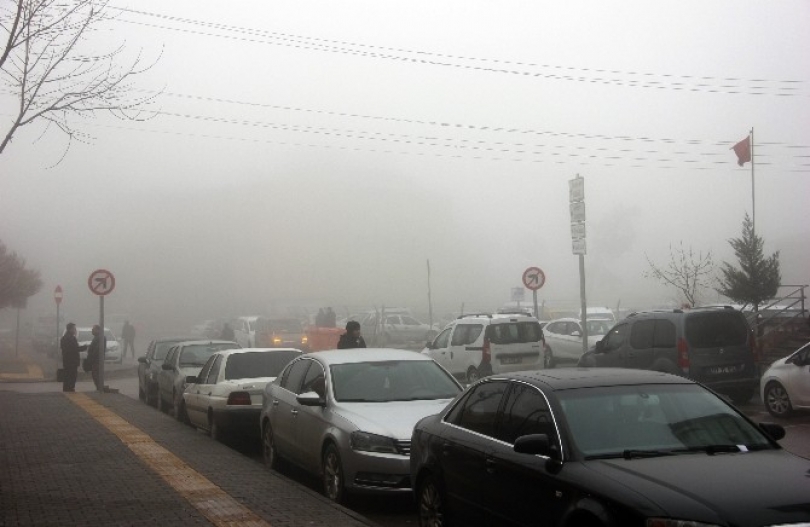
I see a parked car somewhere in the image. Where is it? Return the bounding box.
[76,327,122,364]
[137,336,197,407]
[190,320,222,339]
[422,313,545,383]
[259,348,463,503]
[542,317,611,367]
[184,348,302,440]
[381,314,438,344]
[157,340,238,419]
[255,318,309,351]
[410,368,810,527]
[232,316,260,347]
[760,341,810,417]
[578,306,758,404]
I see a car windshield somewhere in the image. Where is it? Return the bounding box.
[586,320,612,336]
[558,383,773,459]
[331,360,461,402]
[154,341,182,360]
[225,351,300,380]
[179,344,234,367]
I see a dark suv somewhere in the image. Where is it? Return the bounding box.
[578,306,758,404]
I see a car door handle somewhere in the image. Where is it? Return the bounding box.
[272,400,279,406]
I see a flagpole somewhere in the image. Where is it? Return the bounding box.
[750,127,755,235]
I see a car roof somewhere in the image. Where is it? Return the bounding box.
[488,368,694,391]
[453,313,539,323]
[150,336,198,344]
[174,340,238,347]
[305,348,432,366]
[214,347,302,358]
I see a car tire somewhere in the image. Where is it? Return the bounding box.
[209,415,225,442]
[466,366,480,384]
[544,346,555,369]
[764,382,793,418]
[728,388,755,406]
[262,423,284,471]
[322,443,347,504]
[176,400,190,425]
[417,474,448,527]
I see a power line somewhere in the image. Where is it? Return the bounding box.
[108,7,808,98]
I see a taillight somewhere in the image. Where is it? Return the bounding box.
[227,392,252,405]
[677,337,690,374]
[482,337,491,364]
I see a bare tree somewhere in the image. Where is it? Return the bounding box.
[0,0,158,160]
[644,242,715,308]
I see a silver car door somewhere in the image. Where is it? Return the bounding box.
[270,359,311,463]
[294,360,328,474]
[187,355,216,428]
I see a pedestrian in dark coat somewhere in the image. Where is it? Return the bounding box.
[60,322,87,392]
[121,321,136,359]
[337,321,367,349]
[87,325,105,391]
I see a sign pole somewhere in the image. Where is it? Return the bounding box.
[98,295,105,392]
[54,285,63,366]
[579,255,588,355]
[532,290,539,319]
[88,269,115,393]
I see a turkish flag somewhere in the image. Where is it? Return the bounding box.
[732,135,751,167]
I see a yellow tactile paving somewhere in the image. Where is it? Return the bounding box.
[0,363,44,381]
[67,393,273,527]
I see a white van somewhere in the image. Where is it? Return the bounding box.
[422,313,546,383]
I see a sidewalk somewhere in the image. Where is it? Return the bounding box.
[0,344,137,383]
[0,390,376,527]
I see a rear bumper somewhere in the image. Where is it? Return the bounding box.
[212,408,261,432]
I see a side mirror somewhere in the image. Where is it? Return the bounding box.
[137,357,147,364]
[297,391,326,407]
[185,376,198,385]
[161,363,173,370]
[513,434,559,459]
[595,340,605,353]
[759,422,786,441]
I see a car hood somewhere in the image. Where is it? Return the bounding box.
[334,399,453,440]
[584,450,810,525]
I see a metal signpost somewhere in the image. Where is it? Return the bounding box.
[511,287,526,311]
[54,285,63,365]
[569,175,588,355]
[87,269,115,393]
[522,266,546,318]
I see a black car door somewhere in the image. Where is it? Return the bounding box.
[489,381,564,527]
[594,322,629,367]
[440,380,508,525]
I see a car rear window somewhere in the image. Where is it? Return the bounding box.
[685,312,748,348]
[487,321,543,344]
[225,350,300,379]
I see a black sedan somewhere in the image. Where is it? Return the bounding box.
[410,368,810,527]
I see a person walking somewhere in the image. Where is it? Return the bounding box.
[121,320,136,359]
[337,321,367,349]
[220,322,235,341]
[87,325,105,391]
[60,323,87,392]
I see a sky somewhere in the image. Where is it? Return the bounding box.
[1,0,809,333]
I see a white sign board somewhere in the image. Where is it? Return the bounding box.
[571,222,586,240]
[572,238,587,255]
[569,177,585,202]
[511,287,525,302]
[570,201,586,223]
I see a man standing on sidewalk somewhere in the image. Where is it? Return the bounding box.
[87,325,105,391]
[60,323,87,392]
[121,321,136,359]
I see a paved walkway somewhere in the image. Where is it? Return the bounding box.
[0,390,375,527]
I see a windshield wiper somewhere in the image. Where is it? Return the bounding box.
[674,444,741,455]
[622,449,678,459]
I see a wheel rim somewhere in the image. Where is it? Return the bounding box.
[323,449,342,501]
[419,479,444,527]
[767,384,791,415]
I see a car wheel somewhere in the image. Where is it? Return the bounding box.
[157,394,167,413]
[544,346,555,369]
[418,474,448,527]
[729,388,755,406]
[764,382,793,417]
[209,415,225,442]
[466,366,480,384]
[322,444,346,504]
[176,400,190,425]
[262,423,283,470]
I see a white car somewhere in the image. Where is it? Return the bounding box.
[183,347,302,440]
[760,341,810,417]
[76,327,122,364]
[542,317,612,367]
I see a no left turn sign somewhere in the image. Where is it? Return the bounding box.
[88,269,115,296]
[522,267,546,291]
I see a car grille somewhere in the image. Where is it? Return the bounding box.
[394,440,411,456]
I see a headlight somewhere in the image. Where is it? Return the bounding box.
[350,431,398,454]
[647,519,722,527]
[301,335,308,345]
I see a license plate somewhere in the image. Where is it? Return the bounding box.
[709,364,741,375]
[501,356,522,365]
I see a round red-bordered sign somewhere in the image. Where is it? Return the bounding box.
[522,267,546,291]
[88,269,115,296]
[54,285,63,305]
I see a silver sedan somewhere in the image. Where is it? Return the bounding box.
[259,348,463,504]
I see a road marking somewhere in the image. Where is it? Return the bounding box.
[67,393,272,527]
